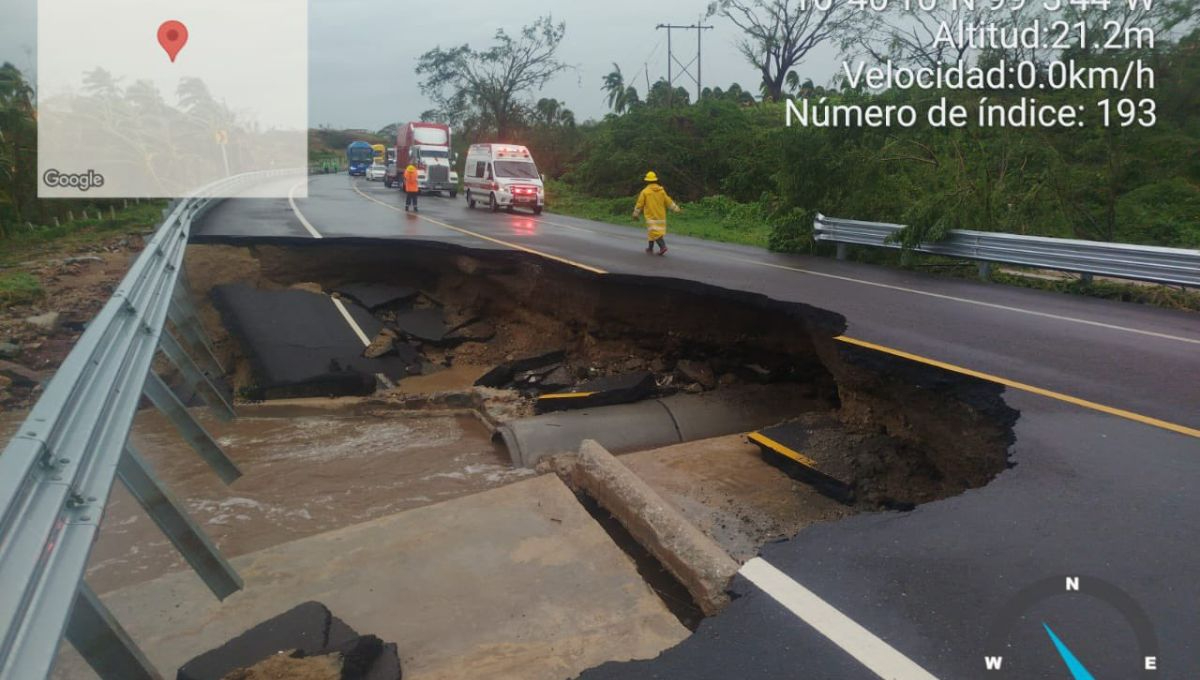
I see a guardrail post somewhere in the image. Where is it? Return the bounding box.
[977,261,992,282]
[118,444,243,599]
[158,330,236,422]
[836,243,848,261]
[1080,272,1094,286]
[65,584,162,680]
[143,373,242,484]
[168,285,229,396]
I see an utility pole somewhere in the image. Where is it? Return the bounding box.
[655,22,713,107]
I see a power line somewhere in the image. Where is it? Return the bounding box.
[654,23,713,107]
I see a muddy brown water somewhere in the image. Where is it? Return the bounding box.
[3,404,532,594]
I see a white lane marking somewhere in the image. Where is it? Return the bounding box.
[330,297,370,346]
[740,558,941,680]
[728,256,1200,346]
[330,293,393,388]
[350,183,1197,346]
[288,179,323,239]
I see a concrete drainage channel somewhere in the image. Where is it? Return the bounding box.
[75,239,1017,680]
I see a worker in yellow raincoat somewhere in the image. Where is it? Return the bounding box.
[632,171,681,256]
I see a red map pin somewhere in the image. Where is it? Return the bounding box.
[157,20,189,62]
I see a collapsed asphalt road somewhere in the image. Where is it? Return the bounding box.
[186,175,1200,679]
[188,241,1017,511]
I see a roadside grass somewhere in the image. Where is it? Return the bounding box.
[0,271,42,308]
[0,201,166,268]
[546,180,773,249]
[550,181,1198,313]
[837,247,1200,312]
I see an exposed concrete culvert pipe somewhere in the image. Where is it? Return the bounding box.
[498,385,818,468]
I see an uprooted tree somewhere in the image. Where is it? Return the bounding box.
[416,16,570,140]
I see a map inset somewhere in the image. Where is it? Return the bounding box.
[38,0,307,198]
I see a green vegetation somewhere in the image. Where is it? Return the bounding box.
[0,271,42,308]
[0,63,170,246]
[308,127,388,169]
[544,36,1200,253]
[0,201,165,267]
[547,181,774,248]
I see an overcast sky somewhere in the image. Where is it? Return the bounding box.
[1,0,844,129]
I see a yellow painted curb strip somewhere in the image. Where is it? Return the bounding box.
[537,392,598,400]
[835,335,1200,440]
[748,431,820,468]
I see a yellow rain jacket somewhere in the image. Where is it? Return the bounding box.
[634,183,678,241]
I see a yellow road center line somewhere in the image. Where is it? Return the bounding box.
[836,335,1200,439]
[351,184,607,275]
[748,431,820,468]
[537,392,598,400]
[345,180,1197,440]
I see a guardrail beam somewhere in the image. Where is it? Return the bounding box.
[118,444,242,599]
[813,214,1200,287]
[158,330,236,422]
[65,584,161,680]
[143,373,242,485]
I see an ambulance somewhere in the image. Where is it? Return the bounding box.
[462,144,545,214]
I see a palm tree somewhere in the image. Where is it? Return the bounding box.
[534,98,576,128]
[602,64,633,114]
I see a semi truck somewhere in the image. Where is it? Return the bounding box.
[384,122,458,197]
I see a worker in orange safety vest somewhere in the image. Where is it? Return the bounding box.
[404,164,420,212]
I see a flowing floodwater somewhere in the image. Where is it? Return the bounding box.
[9,403,532,594]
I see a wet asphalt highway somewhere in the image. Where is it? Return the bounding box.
[193,173,1200,679]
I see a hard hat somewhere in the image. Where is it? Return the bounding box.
[644,171,658,182]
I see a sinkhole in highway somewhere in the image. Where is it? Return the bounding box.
[79,239,1026,676]
[182,240,1018,514]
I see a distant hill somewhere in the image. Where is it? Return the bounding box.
[309,128,389,165]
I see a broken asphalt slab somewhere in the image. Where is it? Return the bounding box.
[535,371,655,413]
[391,307,448,343]
[474,349,566,388]
[177,601,381,680]
[334,282,419,311]
[211,284,420,398]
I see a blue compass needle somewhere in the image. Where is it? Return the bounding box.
[1043,623,1096,680]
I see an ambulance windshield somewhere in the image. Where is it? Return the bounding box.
[494,161,539,179]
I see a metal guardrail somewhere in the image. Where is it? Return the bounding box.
[0,170,298,680]
[814,214,1200,287]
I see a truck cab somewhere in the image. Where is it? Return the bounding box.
[412,146,458,197]
[384,122,458,196]
[463,144,545,215]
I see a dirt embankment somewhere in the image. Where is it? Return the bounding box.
[185,240,1019,510]
[0,234,146,410]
